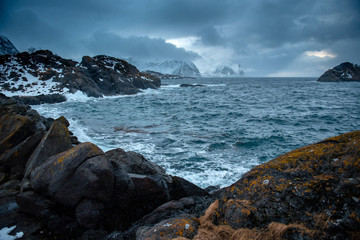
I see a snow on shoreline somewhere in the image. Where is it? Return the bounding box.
[0,226,23,240]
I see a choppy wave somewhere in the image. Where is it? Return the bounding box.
[33,78,360,188]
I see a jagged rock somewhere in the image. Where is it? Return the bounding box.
[30,142,108,207]
[24,120,72,177]
[317,62,360,82]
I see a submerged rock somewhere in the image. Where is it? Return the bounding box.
[317,62,360,82]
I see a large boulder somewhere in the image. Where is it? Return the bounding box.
[30,142,110,207]
[193,131,360,239]
[317,62,360,82]
[24,119,72,177]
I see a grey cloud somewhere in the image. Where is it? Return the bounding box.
[0,0,359,76]
[197,26,223,46]
[85,31,200,62]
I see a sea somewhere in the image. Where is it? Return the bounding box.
[32,77,360,188]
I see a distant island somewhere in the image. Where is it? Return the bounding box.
[317,62,360,82]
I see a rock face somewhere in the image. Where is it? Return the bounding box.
[317,62,360,82]
[0,35,19,56]
[0,49,161,99]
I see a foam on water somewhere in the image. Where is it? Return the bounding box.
[64,89,95,102]
[32,78,360,188]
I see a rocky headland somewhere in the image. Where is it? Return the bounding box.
[317,62,360,82]
[0,94,359,240]
[0,50,161,103]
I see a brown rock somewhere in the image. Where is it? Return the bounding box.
[24,120,72,177]
[0,114,34,155]
[30,142,106,206]
[0,133,43,175]
[139,215,199,240]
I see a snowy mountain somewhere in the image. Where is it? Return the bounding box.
[0,35,19,55]
[205,64,245,78]
[144,60,202,78]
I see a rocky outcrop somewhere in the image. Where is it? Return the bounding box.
[0,50,161,100]
[13,94,66,105]
[317,62,360,82]
[189,131,360,240]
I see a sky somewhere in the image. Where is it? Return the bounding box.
[1,0,359,77]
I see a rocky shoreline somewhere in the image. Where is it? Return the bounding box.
[0,50,161,103]
[0,94,359,239]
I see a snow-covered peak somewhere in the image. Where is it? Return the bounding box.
[0,35,19,56]
[143,60,202,78]
[204,64,245,78]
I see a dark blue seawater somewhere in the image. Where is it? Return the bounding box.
[33,78,360,188]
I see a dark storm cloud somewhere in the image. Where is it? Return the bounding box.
[197,26,223,46]
[0,0,359,76]
[86,31,200,61]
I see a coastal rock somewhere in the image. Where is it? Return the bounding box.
[105,148,167,176]
[317,62,360,82]
[0,114,35,155]
[180,83,206,87]
[13,94,67,105]
[193,130,360,239]
[0,132,43,175]
[138,214,199,239]
[24,119,72,177]
[0,48,161,100]
[76,198,105,228]
[16,191,54,218]
[30,142,107,207]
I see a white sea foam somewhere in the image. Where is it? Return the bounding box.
[160,84,181,88]
[64,89,96,102]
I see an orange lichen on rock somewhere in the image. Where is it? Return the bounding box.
[194,131,360,239]
[142,215,200,240]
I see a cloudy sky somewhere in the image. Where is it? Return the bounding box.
[1,0,359,76]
